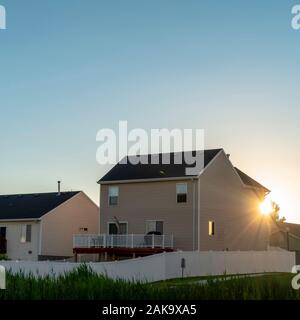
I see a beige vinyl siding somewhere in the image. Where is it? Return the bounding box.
[100,150,269,252]
[40,192,99,257]
[0,221,40,260]
[199,151,269,251]
[100,180,198,251]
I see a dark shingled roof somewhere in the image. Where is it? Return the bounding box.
[99,149,222,182]
[235,167,270,192]
[276,222,300,236]
[0,191,80,220]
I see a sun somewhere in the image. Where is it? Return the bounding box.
[259,198,273,216]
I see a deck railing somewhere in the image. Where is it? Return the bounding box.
[73,234,174,249]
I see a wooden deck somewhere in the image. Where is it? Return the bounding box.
[73,234,174,261]
[73,247,174,262]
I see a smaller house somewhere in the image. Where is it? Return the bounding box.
[0,190,99,260]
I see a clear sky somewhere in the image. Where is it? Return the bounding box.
[0,0,299,222]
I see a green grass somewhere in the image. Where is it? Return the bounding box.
[0,265,298,300]
[152,272,285,286]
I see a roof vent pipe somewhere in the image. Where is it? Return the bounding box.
[57,181,61,196]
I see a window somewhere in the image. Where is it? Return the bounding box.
[0,227,6,239]
[176,183,187,203]
[21,224,31,243]
[79,227,88,232]
[146,221,164,235]
[109,186,119,205]
[208,221,215,236]
[108,222,128,235]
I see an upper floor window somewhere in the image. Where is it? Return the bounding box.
[109,186,119,206]
[176,183,187,203]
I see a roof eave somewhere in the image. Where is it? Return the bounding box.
[243,184,271,194]
[0,218,41,222]
[99,176,199,185]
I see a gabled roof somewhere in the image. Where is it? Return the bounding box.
[276,222,300,235]
[234,167,270,193]
[0,191,80,220]
[98,149,222,183]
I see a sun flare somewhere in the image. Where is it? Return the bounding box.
[259,198,273,216]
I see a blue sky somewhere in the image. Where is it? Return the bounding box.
[0,0,299,222]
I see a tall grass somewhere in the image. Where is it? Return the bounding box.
[0,265,298,300]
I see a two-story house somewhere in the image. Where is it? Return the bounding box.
[95,149,270,253]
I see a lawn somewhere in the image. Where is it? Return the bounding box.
[0,265,298,300]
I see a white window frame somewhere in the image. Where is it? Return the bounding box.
[208,220,215,236]
[20,224,32,243]
[176,183,188,203]
[108,186,119,206]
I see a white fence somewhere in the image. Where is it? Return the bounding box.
[0,250,295,282]
[73,234,174,249]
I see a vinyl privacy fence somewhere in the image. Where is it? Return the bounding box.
[0,250,295,282]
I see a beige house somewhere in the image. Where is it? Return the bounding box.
[0,191,98,260]
[97,149,271,252]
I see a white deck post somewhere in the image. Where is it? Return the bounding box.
[103,234,106,248]
[162,235,165,249]
[88,235,91,248]
[152,234,155,249]
[131,234,134,248]
[171,234,174,249]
